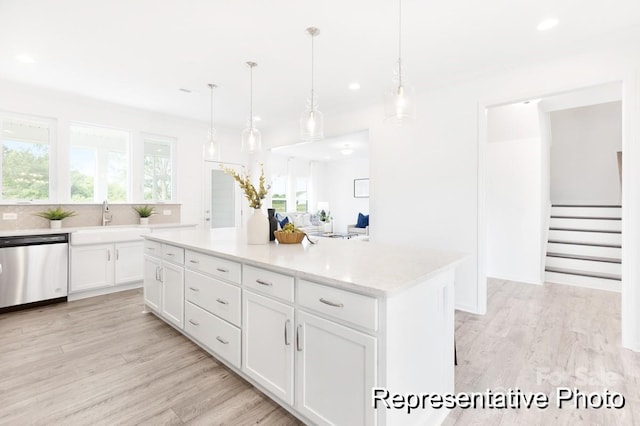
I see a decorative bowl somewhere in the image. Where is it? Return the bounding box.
[274,230,305,244]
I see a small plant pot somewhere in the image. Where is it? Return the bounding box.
[50,220,62,229]
[140,217,149,225]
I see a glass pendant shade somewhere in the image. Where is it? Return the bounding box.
[300,98,324,141]
[241,125,262,154]
[385,0,415,124]
[241,62,261,154]
[300,27,323,141]
[204,83,220,161]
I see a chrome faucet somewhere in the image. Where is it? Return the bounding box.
[102,200,112,226]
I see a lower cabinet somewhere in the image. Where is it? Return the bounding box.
[143,255,162,312]
[161,261,184,329]
[295,310,377,426]
[184,301,241,368]
[71,241,144,293]
[242,289,294,405]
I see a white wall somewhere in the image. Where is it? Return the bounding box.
[269,38,640,351]
[550,101,622,204]
[486,102,543,284]
[0,78,243,228]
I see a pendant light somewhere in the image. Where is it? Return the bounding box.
[385,0,415,123]
[300,27,324,141]
[204,83,220,161]
[241,61,261,154]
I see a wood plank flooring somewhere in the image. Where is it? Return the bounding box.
[445,278,640,425]
[1,280,639,425]
[0,290,302,426]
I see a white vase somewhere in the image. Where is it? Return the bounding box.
[247,208,269,245]
[323,222,332,233]
[50,220,62,229]
[140,217,149,225]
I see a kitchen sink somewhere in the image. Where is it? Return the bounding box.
[71,226,151,245]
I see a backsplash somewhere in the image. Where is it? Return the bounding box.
[0,204,181,230]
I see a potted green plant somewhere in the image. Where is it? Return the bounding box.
[34,206,76,229]
[318,209,332,232]
[133,205,155,225]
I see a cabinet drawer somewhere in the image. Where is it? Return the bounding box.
[144,240,162,257]
[243,265,294,303]
[185,301,241,369]
[185,250,241,284]
[298,280,378,331]
[185,270,241,327]
[162,244,184,264]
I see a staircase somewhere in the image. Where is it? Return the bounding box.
[544,205,621,292]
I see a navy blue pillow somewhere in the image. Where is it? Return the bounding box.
[279,216,289,229]
[356,213,369,228]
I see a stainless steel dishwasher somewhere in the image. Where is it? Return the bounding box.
[0,233,68,310]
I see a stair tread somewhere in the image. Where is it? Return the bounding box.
[547,240,621,248]
[546,252,621,263]
[552,204,621,208]
[549,228,621,234]
[550,216,621,220]
[544,267,621,281]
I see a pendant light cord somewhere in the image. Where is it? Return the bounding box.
[249,65,253,129]
[311,32,315,104]
[210,85,214,133]
[398,0,403,88]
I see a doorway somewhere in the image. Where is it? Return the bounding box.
[203,161,243,229]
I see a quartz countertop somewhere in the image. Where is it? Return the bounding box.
[144,228,467,296]
[0,223,197,238]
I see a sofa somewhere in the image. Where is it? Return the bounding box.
[347,212,369,235]
[275,211,326,234]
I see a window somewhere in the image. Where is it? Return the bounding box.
[70,124,129,202]
[0,115,53,202]
[271,176,287,213]
[295,177,308,212]
[143,136,174,201]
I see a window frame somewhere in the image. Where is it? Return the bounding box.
[0,112,57,204]
[141,133,177,203]
[68,122,132,203]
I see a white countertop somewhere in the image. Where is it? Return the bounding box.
[0,223,197,238]
[144,229,467,296]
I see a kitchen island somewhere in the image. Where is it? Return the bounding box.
[143,228,466,426]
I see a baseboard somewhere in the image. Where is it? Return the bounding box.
[68,281,143,301]
[455,302,483,315]
[487,275,543,286]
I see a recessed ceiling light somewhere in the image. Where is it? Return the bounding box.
[537,18,558,31]
[16,54,35,64]
[349,82,360,91]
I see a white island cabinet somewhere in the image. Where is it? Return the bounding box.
[143,229,465,426]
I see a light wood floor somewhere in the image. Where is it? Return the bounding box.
[1,280,639,425]
[0,290,302,425]
[446,278,640,425]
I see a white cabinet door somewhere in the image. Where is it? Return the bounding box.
[143,255,162,312]
[161,262,184,329]
[242,290,294,405]
[295,311,377,426]
[115,241,144,284]
[70,244,114,292]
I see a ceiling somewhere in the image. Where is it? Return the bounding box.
[271,130,369,161]
[1,0,639,130]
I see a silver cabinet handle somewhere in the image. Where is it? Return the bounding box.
[216,298,229,305]
[189,287,200,292]
[155,266,159,281]
[216,268,229,273]
[296,325,303,351]
[116,249,119,260]
[189,259,199,264]
[188,319,199,326]
[319,298,344,308]
[216,336,229,345]
[284,319,291,346]
[166,253,175,257]
[159,268,163,283]
[256,279,273,287]
[107,249,111,261]
[147,247,155,251]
